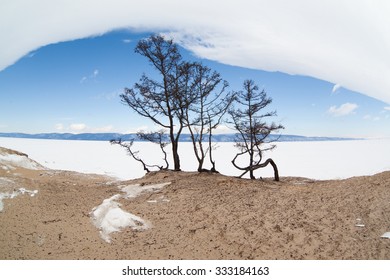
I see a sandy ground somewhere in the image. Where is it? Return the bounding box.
[1,147,390,260]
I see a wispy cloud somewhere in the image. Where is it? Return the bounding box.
[96,90,121,101]
[27,51,37,58]
[122,39,132,44]
[92,69,99,78]
[94,125,113,133]
[214,124,234,134]
[70,123,87,132]
[364,114,381,122]
[328,103,358,117]
[332,84,341,94]
[1,1,390,104]
[80,69,99,83]
[55,123,114,133]
[384,106,390,111]
[55,123,64,131]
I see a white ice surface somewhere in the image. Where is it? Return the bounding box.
[1,137,390,180]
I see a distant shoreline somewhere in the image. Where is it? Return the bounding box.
[0,132,362,142]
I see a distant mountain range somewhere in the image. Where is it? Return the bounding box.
[0,132,361,142]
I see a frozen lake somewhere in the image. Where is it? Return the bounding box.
[1,137,389,180]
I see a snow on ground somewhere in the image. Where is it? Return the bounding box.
[0,187,38,212]
[119,182,171,199]
[0,148,40,212]
[90,182,171,242]
[0,148,45,171]
[1,137,390,180]
[90,194,150,243]
[0,177,14,186]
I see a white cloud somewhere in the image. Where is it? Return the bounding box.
[328,103,358,117]
[92,69,99,78]
[55,123,113,133]
[363,114,372,120]
[54,123,114,133]
[1,1,390,104]
[124,125,165,134]
[98,90,120,101]
[55,123,64,131]
[93,125,114,133]
[80,69,99,83]
[332,84,341,94]
[27,51,36,58]
[122,39,132,43]
[70,123,87,131]
[364,114,381,121]
[385,107,390,111]
[213,124,234,134]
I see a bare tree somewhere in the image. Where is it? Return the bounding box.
[110,139,164,172]
[136,130,169,169]
[229,79,284,181]
[120,35,188,171]
[182,63,233,172]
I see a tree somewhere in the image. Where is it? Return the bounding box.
[120,35,188,171]
[110,129,169,172]
[181,63,233,172]
[136,130,169,170]
[110,138,165,173]
[228,79,284,181]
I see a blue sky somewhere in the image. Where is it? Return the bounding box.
[0,30,389,138]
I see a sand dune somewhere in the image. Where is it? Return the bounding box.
[1,147,389,259]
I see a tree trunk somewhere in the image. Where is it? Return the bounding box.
[252,158,280,181]
[197,158,204,172]
[232,151,280,181]
[172,141,181,171]
[249,150,255,179]
[268,158,280,181]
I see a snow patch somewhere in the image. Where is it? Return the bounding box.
[0,153,44,170]
[0,187,38,212]
[90,182,170,243]
[0,177,15,186]
[147,195,170,203]
[381,232,390,239]
[90,194,150,243]
[119,182,170,199]
[2,165,10,170]
[355,218,365,228]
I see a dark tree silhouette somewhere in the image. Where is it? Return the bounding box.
[182,63,233,172]
[120,35,188,171]
[136,130,169,170]
[110,139,164,172]
[229,79,284,181]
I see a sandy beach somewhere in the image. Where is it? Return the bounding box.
[1,146,390,260]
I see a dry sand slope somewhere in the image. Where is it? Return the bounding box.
[1,146,390,260]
